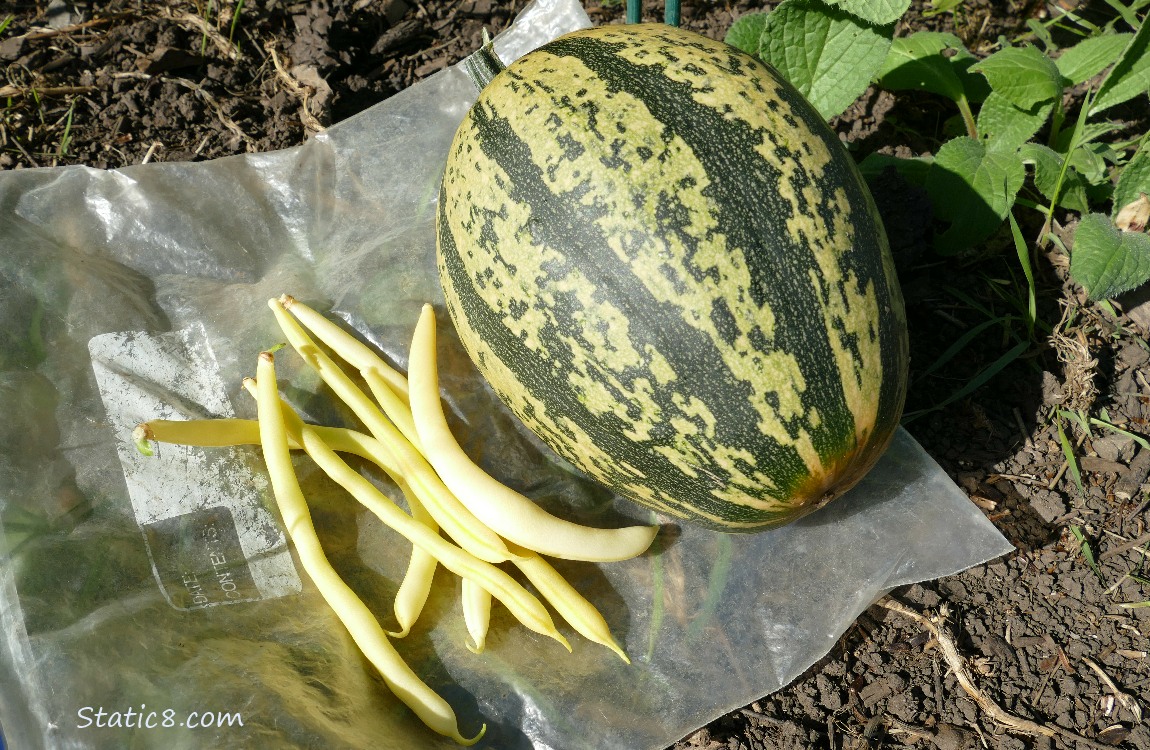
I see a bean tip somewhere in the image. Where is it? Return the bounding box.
[457,723,487,747]
[279,293,297,308]
[612,644,632,665]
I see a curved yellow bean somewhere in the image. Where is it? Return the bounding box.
[279,296,423,450]
[253,351,484,746]
[407,304,660,563]
[145,410,441,641]
[461,578,492,654]
[275,402,570,651]
[279,294,410,401]
[387,485,439,639]
[362,367,423,450]
[268,297,515,565]
[506,543,630,663]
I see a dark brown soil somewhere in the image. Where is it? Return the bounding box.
[3,1,1149,749]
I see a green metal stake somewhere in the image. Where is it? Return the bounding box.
[626,0,642,24]
[665,0,680,26]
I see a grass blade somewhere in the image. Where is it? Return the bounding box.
[903,339,1029,422]
[915,316,1007,380]
[1088,417,1150,450]
[1069,525,1104,582]
[1057,418,1084,494]
[1008,211,1037,339]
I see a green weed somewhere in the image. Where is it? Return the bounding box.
[1068,524,1103,581]
[725,0,1150,301]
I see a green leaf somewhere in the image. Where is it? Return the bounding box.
[1069,212,1150,300]
[758,0,893,120]
[1094,19,1150,113]
[1055,32,1132,84]
[1089,415,1150,450]
[972,45,1064,110]
[1020,143,1090,213]
[1069,142,1109,185]
[725,12,769,55]
[824,0,910,25]
[1051,119,1124,151]
[878,31,972,102]
[976,91,1055,152]
[913,316,1007,380]
[1025,18,1057,53]
[925,136,1026,254]
[1113,143,1150,220]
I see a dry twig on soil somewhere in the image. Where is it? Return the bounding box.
[158,7,241,61]
[265,42,326,136]
[877,597,1119,750]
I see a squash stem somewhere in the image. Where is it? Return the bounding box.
[462,28,505,92]
[626,0,642,24]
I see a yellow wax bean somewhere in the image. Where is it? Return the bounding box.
[275,403,570,651]
[279,294,410,401]
[138,416,407,480]
[407,304,660,563]
[168,399,439,642]
[253,352,483,746]
[461,578,492,654]
[506,543,630,663]
[362,367,423,450]
[278,295,421,449]
[133,418,266,455]
[268,298,515,565]
[387,485,439,639]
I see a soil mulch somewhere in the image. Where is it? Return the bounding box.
[3,1,1149,748]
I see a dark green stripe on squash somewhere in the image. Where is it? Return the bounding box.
[437,24,907,531]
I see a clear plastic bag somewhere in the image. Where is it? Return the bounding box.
[0,1,1011,747]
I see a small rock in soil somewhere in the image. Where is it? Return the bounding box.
[1092,432,1136,463]
[372,18,428,54]
[382,0,411,24]
[0,36,25,61]
[1119,341,1150,369]
[1027,488,1068,524]
[931,723,976,750]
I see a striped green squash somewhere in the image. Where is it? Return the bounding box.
[436,23,908,531]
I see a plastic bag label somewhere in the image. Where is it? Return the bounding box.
[143,505,263,609]
[89,327,302,609]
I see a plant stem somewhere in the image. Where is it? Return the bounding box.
[626,0,642,24]
[462,29,504,92]
[957,94,977,139]
[1047,93,1065,149]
